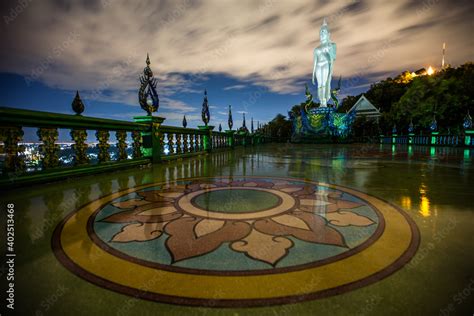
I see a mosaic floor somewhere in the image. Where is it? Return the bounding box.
[2,144,473,315]
[53,176,419,307]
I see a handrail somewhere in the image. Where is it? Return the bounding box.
[160,125,207,135]
[0,107,148,131]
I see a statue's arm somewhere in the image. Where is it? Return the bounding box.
[312,49,318,85]
[331,43,337,61]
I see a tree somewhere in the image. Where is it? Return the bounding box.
[267,114,292,139]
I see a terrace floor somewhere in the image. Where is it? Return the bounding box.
[2,143,473,315]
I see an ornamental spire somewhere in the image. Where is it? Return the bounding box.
[138,54,159,115]
[228,105,233,130]
[201,89,210,126]
[71,90,85,115]
[182,115,187,128]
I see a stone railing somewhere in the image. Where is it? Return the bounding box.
[0,107,270,187]
[379,131,474,147]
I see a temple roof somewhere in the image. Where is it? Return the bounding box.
[348,95,381,118]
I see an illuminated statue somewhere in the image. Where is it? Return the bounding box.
[312,18,336,107]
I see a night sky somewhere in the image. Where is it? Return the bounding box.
[1,0,473,135]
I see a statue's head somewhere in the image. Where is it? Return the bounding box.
[320,18,330,42]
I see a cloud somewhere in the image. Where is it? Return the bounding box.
[0,0,472,102]
[160,97,197,113]
[223,84,247,91]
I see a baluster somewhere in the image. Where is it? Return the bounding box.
[71,129,89,165]
[131,131,142,158]
[176,133,182,154]
[96,130,110,162]
[116,130,127,161]
[2,126,26,173]
[170,133,176,154]
[163,133,169,155]
[189,134,195,152]
[182,133,188,153]
[37,128,60,169]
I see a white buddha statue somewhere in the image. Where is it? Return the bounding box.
[312,18,337,107]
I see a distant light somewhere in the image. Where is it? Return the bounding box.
[427,66,435,75]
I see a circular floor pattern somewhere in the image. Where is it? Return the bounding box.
[52,176,419,307]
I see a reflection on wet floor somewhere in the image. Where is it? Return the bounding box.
[1,143,473,315]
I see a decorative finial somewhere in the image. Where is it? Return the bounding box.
[201,89,210,126]
[71,90,85,115]
[251,117,254,133]
[228,105,233,130]
[219,123,222,132]
[182,115,187,128]
[243,113,246,128]
[138,54,159,115]
[430,116,438,132]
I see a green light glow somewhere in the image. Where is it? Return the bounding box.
[464,149,470,160]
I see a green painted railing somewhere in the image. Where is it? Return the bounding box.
[379,131,474,147]
[0,107,270,187]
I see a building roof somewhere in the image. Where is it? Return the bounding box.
[348,95,381,118]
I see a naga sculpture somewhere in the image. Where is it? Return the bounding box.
[138,54,159,115]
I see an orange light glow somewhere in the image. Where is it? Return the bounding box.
[401,196,412,210]
[427,66,435,75]
[419,184,431,217]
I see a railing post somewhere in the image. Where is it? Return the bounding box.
[465,130,474,147]
[408,132,415,145]
[431,131,439,146]
[134,115,166,163]
[225,130,235,148]
[238,131,248,146]
[197,125,214,152]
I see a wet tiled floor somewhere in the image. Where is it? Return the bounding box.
[1,143,473,315]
